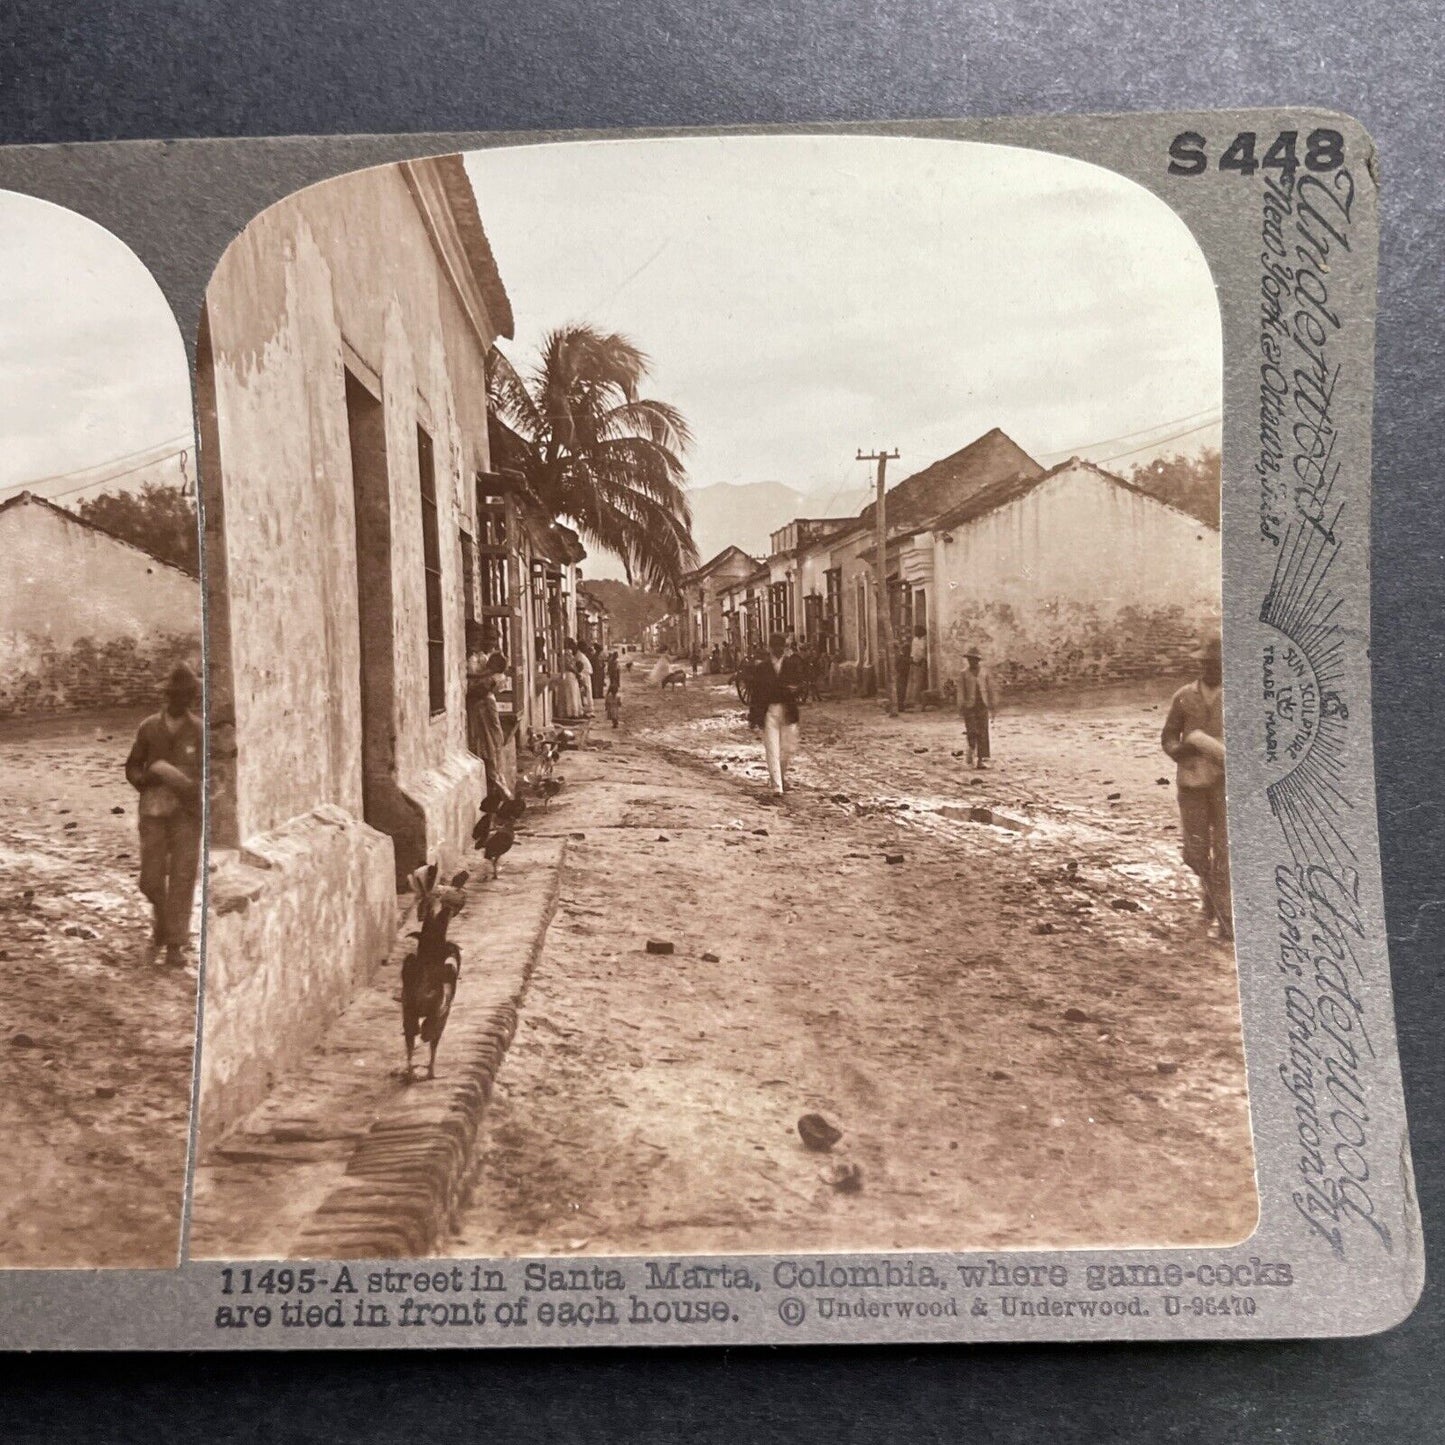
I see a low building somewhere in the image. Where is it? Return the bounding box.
[577,584,610,652]
[783,429,1218,695]
[644,616,680,654]
[816,428,1045,685]
[765,519,855,648]
[921,457,1220,689]
[0,491,199,717]
[678,545,757,657]
[717,561,770,654]
[197,153,583,1144]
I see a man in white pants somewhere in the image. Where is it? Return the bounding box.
[747,631,807,796]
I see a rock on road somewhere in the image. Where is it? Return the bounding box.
[0,711,195,1267]
[447,671,1255,1259]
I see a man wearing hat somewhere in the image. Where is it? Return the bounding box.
[124,662,203,965]
[1161,633,1231,942]
[957,647,997,768]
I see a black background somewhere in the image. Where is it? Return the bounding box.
[2,3,1442,1440]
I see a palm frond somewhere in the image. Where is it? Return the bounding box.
[486,323,698,589]
[602,399,694,453]
[485,346,546,442]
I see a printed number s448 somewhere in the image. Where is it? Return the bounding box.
[1168,130,1344,177]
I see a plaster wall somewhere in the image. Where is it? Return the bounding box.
[932,464,1220,689]
[0,499,199,715]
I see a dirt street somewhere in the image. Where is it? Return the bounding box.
[448,666,1255,1258]
[0,711,195,1267]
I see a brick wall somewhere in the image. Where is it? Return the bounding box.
[941,600,1214,694]
[0,631,201,719]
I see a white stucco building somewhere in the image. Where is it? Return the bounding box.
[198,154,582,1142]
[0,491,199,716]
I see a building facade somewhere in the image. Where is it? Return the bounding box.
[577,584,610,651]
[765,518,855,650]
[678,546,758,657]
[0,491,199,717]
[923,458,1221,689]
[197,154,581,1144]
[780,432,1218,695]
[717,562,771,655]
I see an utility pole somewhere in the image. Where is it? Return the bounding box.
[857,447,900,716]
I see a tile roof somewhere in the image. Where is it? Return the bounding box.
[857,427,1045,535]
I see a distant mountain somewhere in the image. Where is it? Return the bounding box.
[686,480,871,566]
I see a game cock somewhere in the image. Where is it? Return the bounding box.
[400,862,469,1081]
[483,820,515,878]
[473,788,524,853]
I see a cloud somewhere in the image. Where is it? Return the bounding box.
[465,135,1220,492]
[0,191,190,495]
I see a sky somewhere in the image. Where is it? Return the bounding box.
[463,135,1222,521]
[0,190,192,503]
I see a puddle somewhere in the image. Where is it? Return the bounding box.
[68,888,134,913]
[644,710,1194,901]
[936,803,1032,834]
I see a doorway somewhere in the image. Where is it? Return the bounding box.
[345,367,425,879]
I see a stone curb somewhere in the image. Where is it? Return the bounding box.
[291,838,565,1259]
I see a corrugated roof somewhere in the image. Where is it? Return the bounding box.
[681,544,759,586]
[719,562,770,592]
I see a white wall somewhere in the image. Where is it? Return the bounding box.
[931,462,1220,685]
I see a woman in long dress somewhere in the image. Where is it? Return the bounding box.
[557,638,585,718]
[571,640,595,717]
[467,650,511,797]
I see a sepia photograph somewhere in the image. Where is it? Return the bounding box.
[188,134,1256,1262]
[0,190,201,1266]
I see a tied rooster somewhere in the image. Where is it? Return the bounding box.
[472,786,525,878]
[400,862,469,1082]
[523,730,566,809]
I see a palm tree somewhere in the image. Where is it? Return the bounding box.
[486,325,699,593]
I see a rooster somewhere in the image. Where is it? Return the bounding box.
[473,788,524,851]
[400,862,469,1081]
[472,784,504,850]
[483,820,515,878]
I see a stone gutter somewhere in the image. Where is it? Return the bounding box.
[292,835,565,1258]
[191,833,565,1261]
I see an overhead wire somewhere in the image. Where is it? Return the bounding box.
[0,434,193,504]
[1038,406,1221,465]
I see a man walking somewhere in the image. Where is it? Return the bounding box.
[748,631,806,797]
[125,662,203,966]
[1161,632,1231,941]
[957,647,997,767]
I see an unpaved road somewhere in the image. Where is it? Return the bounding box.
[0,711,195,1267]
[447,670,1255,1258]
